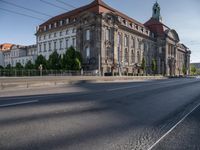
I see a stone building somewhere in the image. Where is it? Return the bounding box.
[36,0,191,76]
[1,44,37,67]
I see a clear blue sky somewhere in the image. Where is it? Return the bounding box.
[0,0,199,62]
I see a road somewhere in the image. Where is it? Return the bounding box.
[0,78,200,150]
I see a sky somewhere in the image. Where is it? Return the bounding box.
[0,0,200,63]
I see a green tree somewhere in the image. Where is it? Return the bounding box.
[141,57,146,75]
[15,62,23,69]
[35,55,47,69]
[0,65,4,69]
[190,65,197,75]
[25,60,34,69]
[48,51,61,70]
[62,46,82,70]
[151,58,157,75]
[5,64,11,69]
[182,64,187,76]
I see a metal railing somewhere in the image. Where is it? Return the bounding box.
[0,69,99,77]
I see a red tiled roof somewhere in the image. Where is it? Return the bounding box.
[39,0,145,29]
[144,18,170,36]
[0,43,14,51]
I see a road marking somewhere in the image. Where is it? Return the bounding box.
[106,80,177,91]
[0,100,39,107]
[147,102,200,150]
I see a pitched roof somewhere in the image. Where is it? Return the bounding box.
[144,18,170,37]
[0,43,14,51]
[39,0,145,28]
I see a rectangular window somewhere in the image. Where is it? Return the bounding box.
[49,42,51,51]
[72,38,76,48]
[124,35,128,47]
[54,32,57,37]
[60,40,63,50]
[66,39,69,49]
[44,43,46,52]
[86,29,90,40]
[66,29,69,35]
[72,28,76,33]
[86,47,90,58]
[39,44,42,52]
[49,34,51,39]
[105,29,110,41]
[60,31,62,36]
[54,41,57,50]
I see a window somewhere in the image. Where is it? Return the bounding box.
[86,29,90,40]
[49,24,51,29]
[86,46,90,58]
[66,18,69,24]
[72,38,76,48]
[72,28,76,33]
[60,31,62,36]
[54,22,57,28]
[66,39,69,49]
[39,44,42,52]
[49,42,51,51]
[54,32,57,37]
[66,29,69,35]
[54,41,57,50]
[105,29,110,41]
[44,35,46,40]
[131,50,135,63]
[49,34,51,39]
[131,37,135,48]
[60,40,63,50]
[39,36,41,41]
[124,48,128,63]
[124,35,128,47]
[60,20,63,26]
[44,43,46,52]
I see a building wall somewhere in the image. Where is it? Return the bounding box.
[0,51,4,67]
[37,25,77,60]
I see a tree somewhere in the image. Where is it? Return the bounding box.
[35,55,47,69]
[25,60,34,69]
[0,65,4,69]
[141,57,146,75]
[151,58,157,75]
[191,65,197,75]
[182,64,187,76]
[62,46,82,70]
[15,62,23,69]
[48,51,61,70]
[5,64,11,69]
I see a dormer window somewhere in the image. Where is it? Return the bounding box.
[66,18,69,24]
[60,20,63,26]
[123,19,126,25]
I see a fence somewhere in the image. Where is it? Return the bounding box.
[0,69,99,77]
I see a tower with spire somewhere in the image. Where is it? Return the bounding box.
[152,1,162,22]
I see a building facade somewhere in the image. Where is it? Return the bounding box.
[0,44,37,67]
[36,0,191,76]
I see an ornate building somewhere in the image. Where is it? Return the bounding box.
[36,0,191,76]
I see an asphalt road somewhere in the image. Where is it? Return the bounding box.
[0,78,200,150]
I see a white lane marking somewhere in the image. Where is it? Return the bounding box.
[147,102,200,150]
[106,80,178,91]
[0,100,39,107]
